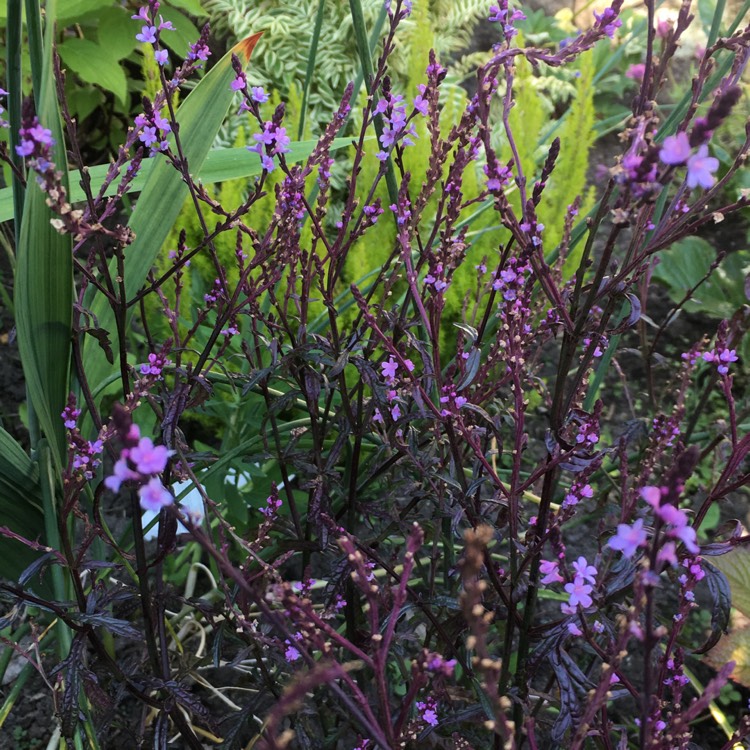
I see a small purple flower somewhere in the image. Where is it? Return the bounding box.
[231,74,246,91]
[28,124,54,145]
[138,477,173,512]
[251,86,269,103]
[381,358,398,381]
[272,126,291,155]
[284,641,302,661]
[154,49,168,66]
[686,145,719,189]
[571,556,597,585]
[626,63,646,81]
[564,579,593,609]
[130,437,173,475]
[136,25,157,44]
[139,126,158,147]
[132,7,150,21]
[413,84,428,116]
[104,457,139,493]
[659,131,691,165]
[157,16,174,31]
[540,559,564,585]
[608,518,648,559]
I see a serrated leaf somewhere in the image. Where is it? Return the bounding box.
[58,38,128,105]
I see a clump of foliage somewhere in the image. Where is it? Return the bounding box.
[1,0,750,749]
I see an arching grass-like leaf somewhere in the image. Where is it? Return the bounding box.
[15,0,72,466]
[82,33,262,407]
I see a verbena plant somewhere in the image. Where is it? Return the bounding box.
[1,0,750,748]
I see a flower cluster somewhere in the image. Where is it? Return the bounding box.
[702,345,739,375]
[561,556,598,614]
[489,1,527,44]
[593,6,622,38]
[104,424,174,512]
[247,121,291,172]
[132,3,175,66]
[491,257,529,304]
[439,384,468,417]
[61,396,103,482]
[134,109,171,154]
[415,696,439,727]
[16,117,55,163]
[139,350,171,379]
[374,90,418,162]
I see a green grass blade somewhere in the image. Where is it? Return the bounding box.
[0,426,48,586]
[298,0,326,140]
[82,33,263,404]
[15,0,72,465]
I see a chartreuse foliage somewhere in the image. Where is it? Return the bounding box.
[704,547,750,689]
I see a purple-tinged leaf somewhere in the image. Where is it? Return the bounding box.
[694,560,731,655]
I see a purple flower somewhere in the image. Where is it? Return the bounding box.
[659,131,691,166]
[132,7,150,21]
[28,124,53,145]
[608,518,648,558]
[686,145,719,189]
[381,358,399,381]
[272,126,291,155]
[416,699,438,727]
[231,74,246,91]
[284,640,302,661]
[671,524,699,553]
[104,458,139,493]
[154,49,168,66]
[136,25,157,44]
[138,477,173,512]
[139,126,158,146]
[626,63,646,81]
[594,7,622,38]
[152,112,171,132]
[571,557,597,585]
[251,86,269,103]
[540,559,564,585]
[564,579,593,608]
[130,437,172,475]
[157,16,174,31]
